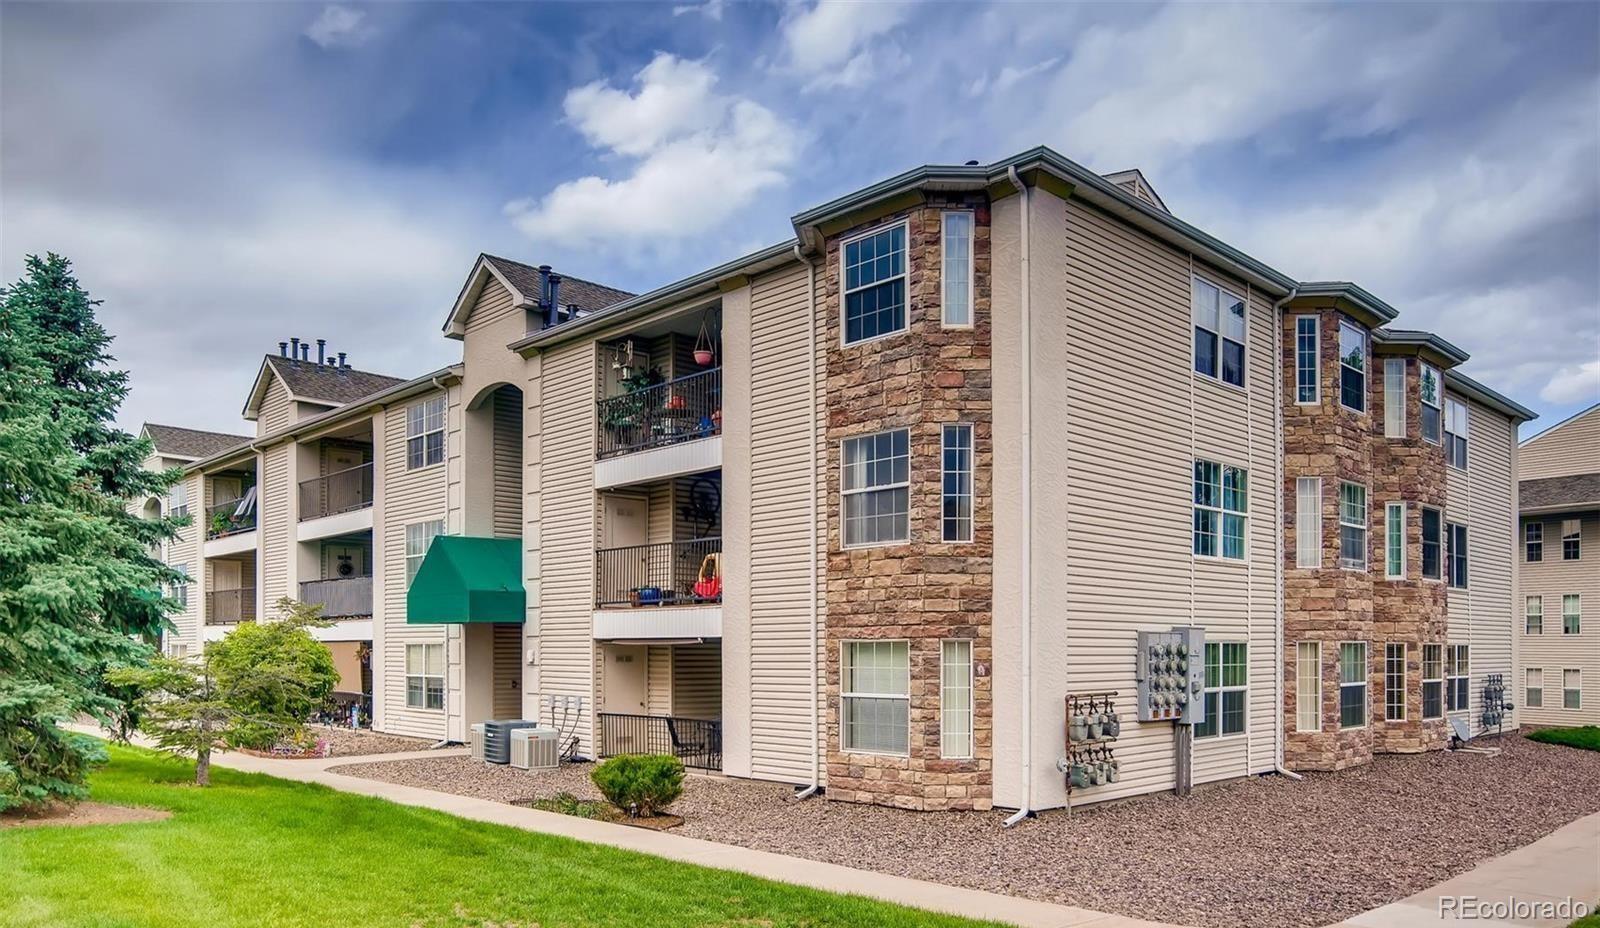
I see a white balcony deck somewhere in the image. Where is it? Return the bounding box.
[594,435,720,490]
[203,529,257,559]
[592,605,721,641]
[297,505,373,542]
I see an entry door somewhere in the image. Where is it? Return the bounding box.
[212,477,242,506]
[603,644,648,714]
[599,493,648,605]
[323,543,367,580]
[212,560,243,623]
[322,445,365,515]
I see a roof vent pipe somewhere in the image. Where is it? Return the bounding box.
[316,339,327,365]
[337,351,347,369]
[279,341,289,358]
[289,337,301,362]
[537,264,552,305]
[547,274,563,328]
[300,341,311,362]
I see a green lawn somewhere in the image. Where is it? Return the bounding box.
[1,745,997,928]
[1526,726,1600,752]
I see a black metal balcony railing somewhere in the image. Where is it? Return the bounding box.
[299,462,374,521]
[596,367,721,459]
[598,713,722,772]
[595,537,721,608]
[314,692,374,729]
[205,588,257,625]
[205,498,256,539]
[298,575,373,619]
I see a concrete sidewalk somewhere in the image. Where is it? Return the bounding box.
[71,724,1175,928]
[1332,810,1600,927]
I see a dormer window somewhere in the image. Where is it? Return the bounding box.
[1192,277,1246,388]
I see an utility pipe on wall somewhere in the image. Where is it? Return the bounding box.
[1003,166,1034,828]
[1270,288,1303,782]
[792,243,823,800]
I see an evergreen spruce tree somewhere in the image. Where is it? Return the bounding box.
[0,253,184,810]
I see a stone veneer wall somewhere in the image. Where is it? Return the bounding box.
[820,193,994,810]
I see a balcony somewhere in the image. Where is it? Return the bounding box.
[205,588,256,626]
[598,712,721,772]
[595,537,721,608]
[298,575,373,620]
[594,369,721,487]
[206,496,256,539]
[298,463,374,541]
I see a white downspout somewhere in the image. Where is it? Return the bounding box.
[793,243,823,800]
[1003,166,1034,827]
[1271,288,1303,782]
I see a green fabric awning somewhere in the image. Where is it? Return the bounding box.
[406,536,524,624]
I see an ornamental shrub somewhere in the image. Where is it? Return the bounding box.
[589,754,684,817]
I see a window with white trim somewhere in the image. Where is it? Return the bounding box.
[1422,643,1444,719]
[1295,641,1321,732]
[1562,519,1581,560]
[1421,507,1443,580]
[1446,644,1469,713]
[1193,460,1247,560]
[941,211,973,327]
[1564,594,1581,635]
[940,639,973,759]
[1384,642,1406,722]
[1444,397,1469,469]
[1525,522,1543,562]
[405,643,444,710]
[1295,316,1319,404]
[1338,320,1366,412]
[941,424,973,543]
[1525,668,1543,708]
[170,562,190,609]
[842,640,909,755]
[1385,502,1406,579]
[1419,364,1442,444]
[842,429,910,547]
[1563,669,1582,710]
[842,222,907,344]
[1382,357,1407,437]
[1295,477,1322,568]
[169,480,190,518]
[1339,641,1368,729]
[1446,522,1468,589]
[405,519,444,586]
[1195,641,1247,738]
[1339,482,1367,570]
[406,395,446,469]
[1526,596,1543,635]
[1192,277,1246,387]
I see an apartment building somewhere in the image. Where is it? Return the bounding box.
[1516,404,1599,727]
[139,146,1534,813]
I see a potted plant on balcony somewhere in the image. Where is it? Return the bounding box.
[209,510,232,538]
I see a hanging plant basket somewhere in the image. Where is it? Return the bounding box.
[694,309,718,367]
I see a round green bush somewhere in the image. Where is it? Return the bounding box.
[589,754,685,817]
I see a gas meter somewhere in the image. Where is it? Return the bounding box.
[1136,627,1205,725]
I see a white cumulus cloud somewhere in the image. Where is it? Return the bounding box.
[779,0,913,90]
[1541,359,1600,406]
[305,5,374,50]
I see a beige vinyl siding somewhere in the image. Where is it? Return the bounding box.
[492,623,523,718]
[535,341,598,756]
[1521,512,1600,725]
[1445,399,1518,727]
[647,482,675,544]
[672,642,722,719]
[492,388,522,539]
[377,387,449,739]
[148,464,204,652]
[1519,405,1599,480]
[745,262,817,783]
[646,646,673,716]
[259,445,291,608]
[259,373,293,436]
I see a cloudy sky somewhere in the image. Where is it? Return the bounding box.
[3,1,1597,437]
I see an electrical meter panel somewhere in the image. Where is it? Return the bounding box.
[1136,627,1205,724]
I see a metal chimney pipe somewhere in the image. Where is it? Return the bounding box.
[547,274,563,328]
[299,341,310,362]
[337,351,347,368]
[537,264,552,306]
[289,337,300,362]
[316,339,327,365]
[279,341,289,358]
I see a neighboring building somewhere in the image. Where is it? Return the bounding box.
[1516,404,1599,727]
[138,147,1535,813]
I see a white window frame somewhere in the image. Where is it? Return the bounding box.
[1295,641,1321,732]
[1563,594,1581,635]
[939,639,973,759]
[1382,357,1407,437]
[405,642,445,711]
[1338,641,1368,730]
[1525,667,1543,709]
[1563,669,1582,710]
[405,519,444,586]
[1193,459,1248,561]
[1384,501,1406,579]
[406,395,446,470]
[1525,521,1543,562]
[841,429,910,548]
[1296,477,1322,569]
[170,562,190,609]
[1195,641,1248,739]
[840,220,909,346]
[940,211,974,329]
[1444,397,1470,470]
[1191,276,1247,389]
[1422,643,1444,720]
[1526,595,1543,635]
[1337,319,1367,413]
[1384,642,1406,721]
[841,639,910,756]
[940,423,974,543]
[1419,364,1442,444]
[1562,519,1581,561]
[1446,522,1468,590]
[169,480,190,518]
[1421,506,1443,581]
[1446,644,1470,714]
[1338,481,1368,571]
[1294,315,1320,405]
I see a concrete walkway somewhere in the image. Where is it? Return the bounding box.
[1332,810,1599,928]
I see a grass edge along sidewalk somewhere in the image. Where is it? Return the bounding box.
[1,743,1008,928]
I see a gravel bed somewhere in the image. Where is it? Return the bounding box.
[330,733,1600,928]
[310,725,437,758]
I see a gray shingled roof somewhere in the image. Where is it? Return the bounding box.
[265,355,406,406]
[1521,474,1600,511]
[144,423,250,459]
[482,255,635,314]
